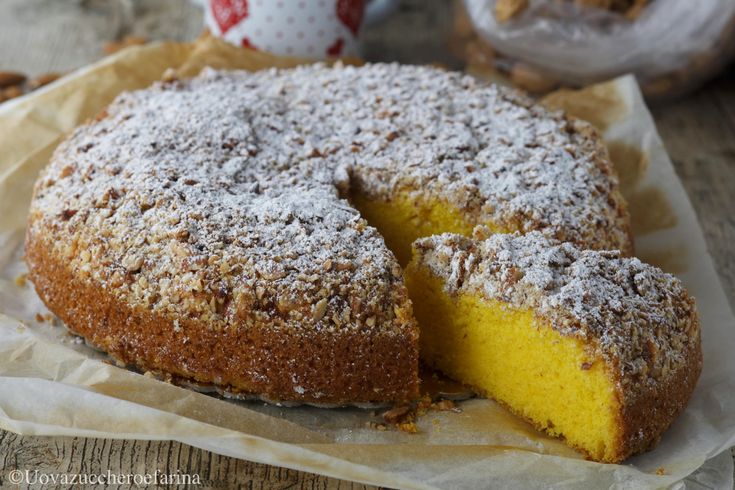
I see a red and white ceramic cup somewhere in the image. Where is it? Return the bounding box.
[205,0,398,58]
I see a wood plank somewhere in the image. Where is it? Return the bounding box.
[0,433,378,489]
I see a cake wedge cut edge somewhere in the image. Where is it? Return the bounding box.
[405,230,702,462]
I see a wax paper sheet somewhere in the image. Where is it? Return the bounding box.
[1,34,734,489]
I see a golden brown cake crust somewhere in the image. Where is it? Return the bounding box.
[26,233,419,404]
[411,231,701,462]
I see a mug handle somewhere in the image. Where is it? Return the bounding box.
[364,0,400,26]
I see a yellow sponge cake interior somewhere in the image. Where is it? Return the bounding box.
[405,263,620,462]
[350,189,507,265]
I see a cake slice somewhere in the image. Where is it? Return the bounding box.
[404,231,701,462]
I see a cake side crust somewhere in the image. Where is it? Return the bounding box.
[613,315,702,461]
[25,232,420,404]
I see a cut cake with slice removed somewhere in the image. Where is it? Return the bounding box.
[404,230,701,463]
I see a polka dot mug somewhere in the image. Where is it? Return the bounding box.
[205,0,399,58]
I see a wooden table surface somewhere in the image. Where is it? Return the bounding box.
[1,0,733,488]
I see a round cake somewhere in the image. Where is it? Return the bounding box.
[25,63,632,405]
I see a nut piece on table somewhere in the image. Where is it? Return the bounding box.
[495,0,529,22]
[0,71,26,88]
[28,73,62,90]
[1,85,23,101]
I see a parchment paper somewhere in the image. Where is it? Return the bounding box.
[1,34,735,489]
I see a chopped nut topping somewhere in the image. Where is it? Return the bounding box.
[312,298,328,321]
[122,255,144,272]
